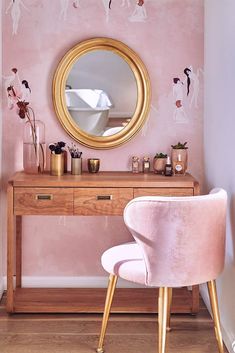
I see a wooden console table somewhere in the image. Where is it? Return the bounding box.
[7,171,200,314]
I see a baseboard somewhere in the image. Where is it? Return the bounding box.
[200,284,235,353]
[3,275,144,290]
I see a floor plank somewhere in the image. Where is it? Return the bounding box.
[0,292,228,353]
[11,287,197,313]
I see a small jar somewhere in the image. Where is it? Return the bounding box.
[143,157,150,173]
[165,156,173,176]
[132,156,140,173]
[171,148,188,172]
[173,154,185,175]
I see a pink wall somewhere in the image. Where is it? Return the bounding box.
[2,0,204,277]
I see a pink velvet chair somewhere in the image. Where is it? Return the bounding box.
[96,189,227,353]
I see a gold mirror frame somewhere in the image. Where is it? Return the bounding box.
[53,37,151,149]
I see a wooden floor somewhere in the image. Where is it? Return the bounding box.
[0,293,228,353]
[11,287,198,313]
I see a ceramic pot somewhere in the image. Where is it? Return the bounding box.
[153,157,167,175]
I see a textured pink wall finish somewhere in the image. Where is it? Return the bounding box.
[2,0,204,276]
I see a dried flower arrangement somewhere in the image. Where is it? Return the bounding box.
[6,68,45,173]
[49,141,66,154]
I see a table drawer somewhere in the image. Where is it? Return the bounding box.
[74,188,133,216]
[134,188,194,198]
[14,188,73,215]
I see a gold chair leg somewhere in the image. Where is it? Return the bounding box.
[96,274,118,353]
[158,287,168,353]
[166,288,172,332]
[207,280,224,353]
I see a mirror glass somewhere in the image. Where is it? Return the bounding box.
[53,38,151,149]
[65,50,138,137]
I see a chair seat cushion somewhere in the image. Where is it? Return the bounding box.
[101,242,147,285]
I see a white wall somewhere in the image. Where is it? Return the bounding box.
[0,1,3,299]
[204,1,235,352]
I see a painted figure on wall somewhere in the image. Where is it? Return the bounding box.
[172,78,188,123]
[21,80,31,102]
[3,68,20,109]
[59,0,69,21]
[102,0,112,22]
[6,86,19,110]
[184,66,203,108]
[184,67,191,96]
[6,0,29,35]
[3,68,19,94]
[4,68,31,109]
[73,0,81,8]
[129,0,147,22]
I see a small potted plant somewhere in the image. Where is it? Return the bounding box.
[153,153,167,174]
[49,141,66,176]
[171,142,188,171]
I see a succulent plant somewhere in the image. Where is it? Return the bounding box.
[171,142,188,149]
[154,152,167,158]
[49,141,66,154]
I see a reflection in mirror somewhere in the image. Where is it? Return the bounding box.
[65,50,138,137]
[53,37,151,149]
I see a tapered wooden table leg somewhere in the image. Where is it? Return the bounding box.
[16,216,22,288]
[7,182,14,313]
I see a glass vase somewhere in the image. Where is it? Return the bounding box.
[23,120,46,174]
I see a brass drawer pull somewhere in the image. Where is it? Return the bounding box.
[96,195,113,201]
[36,194,53,201]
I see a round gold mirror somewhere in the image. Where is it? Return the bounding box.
[53,37,151,149]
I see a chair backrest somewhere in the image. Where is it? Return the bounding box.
[123,189,227,287]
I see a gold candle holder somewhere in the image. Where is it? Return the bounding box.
[50,153,64,176]
[87,158,100,173]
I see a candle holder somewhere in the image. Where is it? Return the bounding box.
[88,158,100,173]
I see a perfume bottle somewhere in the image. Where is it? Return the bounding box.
[143,156,150,173]
[173,154,185,175]
[132,156,140,173]
[164,156,173,176]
